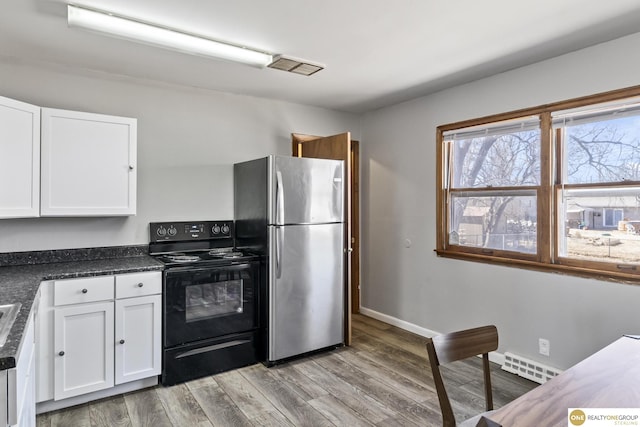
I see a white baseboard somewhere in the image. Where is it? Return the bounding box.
[359,307,439,338]
[358,307,505,366]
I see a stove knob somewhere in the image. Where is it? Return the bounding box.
[167,226,177,236]
[212,225,221,235]
[156,226,167,237]
[221,224,230,235]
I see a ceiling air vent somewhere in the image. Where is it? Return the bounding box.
[267,55,324,76]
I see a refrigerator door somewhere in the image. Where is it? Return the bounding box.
[268,223,344,361]
[270,156,343,225]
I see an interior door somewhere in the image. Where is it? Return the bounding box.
[292,132,357,345]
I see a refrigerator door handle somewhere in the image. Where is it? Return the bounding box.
[276,170,284,225]
[332,164,343,220]
[276,226,283,278]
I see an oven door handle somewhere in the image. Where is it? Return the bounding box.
[175,339,251,359]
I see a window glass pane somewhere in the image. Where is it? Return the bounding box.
[603,208,623,227]
[560,115,640,184]
[449,194,537,253]
[558,187,640,264]
[449,129,541,188]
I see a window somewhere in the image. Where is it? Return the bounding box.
[603,208,623,227]
[437,86,640,281]
[443,117,540,256]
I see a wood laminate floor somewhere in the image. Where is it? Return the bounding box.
[36,315,537,426]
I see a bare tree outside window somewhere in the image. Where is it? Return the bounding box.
[449,128,540,252]
[564,116,640,184]
[445,111,640,263]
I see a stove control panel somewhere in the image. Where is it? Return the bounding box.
[150,220,234,242]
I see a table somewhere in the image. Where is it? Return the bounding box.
[488,336,640,426]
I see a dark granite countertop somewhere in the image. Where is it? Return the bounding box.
[0,250,163,370]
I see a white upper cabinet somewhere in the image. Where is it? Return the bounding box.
[40,108,137,216]
[0,96,40,218]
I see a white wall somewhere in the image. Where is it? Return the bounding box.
[361,31,640,370]
[0,60,360,252]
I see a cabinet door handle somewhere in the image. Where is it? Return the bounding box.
[81,288,88,294]
[129,165,134,170]
[59,351,65,356]
[137,283,144,288]
[119,339,125,344]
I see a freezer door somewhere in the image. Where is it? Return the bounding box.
[268,223,344,361]
[270,156,343,225]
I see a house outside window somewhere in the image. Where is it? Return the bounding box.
[437,86,640,282]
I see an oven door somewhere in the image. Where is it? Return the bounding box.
[164,261,259,348]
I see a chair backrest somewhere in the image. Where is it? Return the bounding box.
[425,325,498,427]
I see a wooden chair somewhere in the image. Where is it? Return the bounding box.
[425,325,499,427]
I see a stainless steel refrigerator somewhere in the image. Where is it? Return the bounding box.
[234,155,344,364]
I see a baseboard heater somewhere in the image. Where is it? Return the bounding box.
[501,352,562,384]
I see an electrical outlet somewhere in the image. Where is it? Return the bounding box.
[539,338,550,356]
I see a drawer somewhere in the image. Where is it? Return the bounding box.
[116,271,162,299]
[53,276,114,306]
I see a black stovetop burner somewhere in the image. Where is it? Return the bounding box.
[162,253,201,263]
[155,248,255,267]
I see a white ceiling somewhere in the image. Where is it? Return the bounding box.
[3,0,640,113]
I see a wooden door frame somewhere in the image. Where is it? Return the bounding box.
[350,141,360,314]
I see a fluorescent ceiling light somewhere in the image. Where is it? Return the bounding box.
[67,5,273,67]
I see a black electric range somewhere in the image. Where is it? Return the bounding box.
[149,220,261,386]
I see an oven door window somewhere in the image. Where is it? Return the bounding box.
[186,278,243,321]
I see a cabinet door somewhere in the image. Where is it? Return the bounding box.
[15,354,35,427]
[7,310,35,427]
[115,295,161,385]
[54,302,114,400]
[0,96,40,218]
[1,370,7,427]
[41,108,136,216]
[36,282,54,403]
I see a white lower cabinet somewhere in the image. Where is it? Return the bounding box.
[115,295,161,385]
[0,370,6,427]
[1,306,36,427]
[54,301,115,400]
[37,271,162,407]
